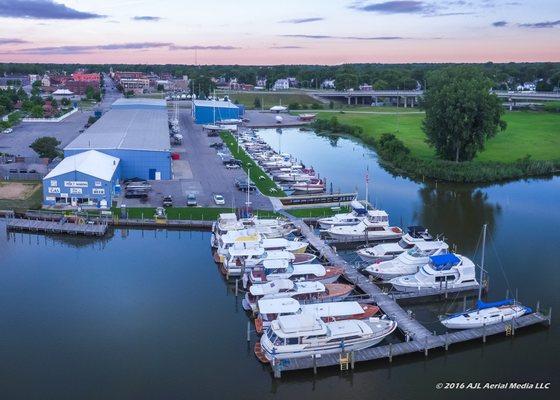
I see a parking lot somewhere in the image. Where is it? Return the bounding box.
[117,107,273,210]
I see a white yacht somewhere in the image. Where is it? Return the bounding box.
[255,298,380,333]
[389,253,478,292]
[224,249,317,277]
[364,240,449,280]
[317,200,367,229]
[257,314,397,361]
[248,259,344,285]
[357,226,433,263]
[325,210,403,242]
[440,299,532,329]
[242,279,354,313]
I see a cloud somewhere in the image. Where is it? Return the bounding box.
[132,16,161,21]
[169,45,240,50]
[519,20,560,28]
[9,42,172,54]
[424,12,475,17]
[492,20,508,27]
[270,45,305,49]
[0,0,106,19]
[350,1,432,14]
[282,34,407,40]
[279,17,324,24]
[0,38,29,45]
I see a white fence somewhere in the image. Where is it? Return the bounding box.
[22,107,78,123]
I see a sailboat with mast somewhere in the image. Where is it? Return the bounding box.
[440,224,533,329]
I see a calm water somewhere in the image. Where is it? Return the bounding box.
[0,127,558,399]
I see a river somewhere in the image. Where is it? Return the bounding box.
[0,127,558,399]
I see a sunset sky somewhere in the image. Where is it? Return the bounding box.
[0,0,558,64]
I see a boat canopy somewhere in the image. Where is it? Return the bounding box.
[415,241,449,251]
[429,253,460,270]
[476,299,514,310]
[350,200,367,215]
[250,279,294,295]
[276,314,324,335]
[258,298,301,314]
[262,259,290,270]
[300,302,365,318]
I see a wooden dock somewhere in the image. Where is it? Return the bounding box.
[273,213,550,375]
[6,218,108,236]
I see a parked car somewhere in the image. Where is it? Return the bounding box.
[125,190,148,199]
[162,195,173,207]
[223,159,242,166]
[2,128,13,134]
[209,142,224,149]
[213,194,226,205]
[235,179,256,192]
[225,163,241,169]
[186,193,198,206]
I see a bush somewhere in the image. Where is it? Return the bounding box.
[288,102,301,110]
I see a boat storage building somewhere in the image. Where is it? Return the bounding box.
[42,150,120,208]
[192,99,241,124]
[64,98,171,180]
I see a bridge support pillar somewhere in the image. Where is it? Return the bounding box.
[403,97,407,108]
[347,97,351,105]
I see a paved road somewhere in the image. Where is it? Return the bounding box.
[0,73,121,157]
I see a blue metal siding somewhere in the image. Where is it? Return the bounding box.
[42,169,120,207]
[64,149,171,180]
[193,105,240,124]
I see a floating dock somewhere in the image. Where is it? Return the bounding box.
[6,218,108,236]
[273,213,550,376]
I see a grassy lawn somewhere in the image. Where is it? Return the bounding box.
[114,207,279,221]
[0,181,43,211]
[319,111,560,163]
[220,132,286,197]
[223,92,321,109]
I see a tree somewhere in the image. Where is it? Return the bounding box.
[85,85,95,100]
[422,66,506,162]
[253,97,261,109]
[157,83,164,92]
[31,80,41,96]
[29,136,61,159]
[60,97,71,107]
[30,104,44,118]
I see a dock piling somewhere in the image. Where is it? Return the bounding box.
[246,321,251,342]
[313,354,317,374]
[463,296,467,311]
[235,279,239,297]
[445,332,449,350]
[351,350,355,370]
[536,300,540,314]
[482,323,486,343]
[548,307,552,326]
[424,336,428,357]
[389,343,393,362]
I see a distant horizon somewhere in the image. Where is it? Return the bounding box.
[0,0,559,64]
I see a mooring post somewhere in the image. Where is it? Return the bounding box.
[235,279,239,297]
[351,350,355,370]
[515,288,518,301]
[424,336,428,357]
[512,317,516,336]
[246,321,251,342]
[405,332,410,342]
[313,354,317,375]
[483,323,486,343]
[463,296,467,311]
[389,343,393,362]
[445,331,449,351]
[444,279,448,299]
[548,307,552,326]
[506,289,509,299]
[536,300,540,314]
[273,362,281,379]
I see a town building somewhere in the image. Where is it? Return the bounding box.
[64,98,171,180]
[43,150,121,208]
[359,83,373,91]
[120,78,150,95]
[321,79,336,89]
[273,79,290,90]
[192,99,241,124]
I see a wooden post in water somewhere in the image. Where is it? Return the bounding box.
[512,317,516,336]
[463,296,467,311]
[313,354,317,374]
[506,289,509,299]
[235,279,239,297]
[246,321,251,342]
[389,343,393,362]
[536,300,540,314]
[445,332,449,351]
[351,350,355,370]
[482,323,486,343]
[424,336,428,357]
[548,307,552,326]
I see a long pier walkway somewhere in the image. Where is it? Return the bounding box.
[276,213,550,374]
[6,217,107,236]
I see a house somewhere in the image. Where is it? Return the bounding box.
[273,79,289,90]
[321,79,336,89]
[41,74,51,87]
[359,83,373,91]
[256,77,267,88]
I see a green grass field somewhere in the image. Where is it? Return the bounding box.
[318,111,560,163]
[220,132,286,197]
[0,181,43,211]
[115,207,279,221]
[287,205,350,218]
[223,92,321,109]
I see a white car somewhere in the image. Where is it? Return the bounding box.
[2,128,13,134]
[213,194,225,205]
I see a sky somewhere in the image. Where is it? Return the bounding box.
[0,0,558,64]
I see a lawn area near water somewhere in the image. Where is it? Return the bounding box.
[114,207,280,221]
[222,91,321,109]
[317,111,560,163]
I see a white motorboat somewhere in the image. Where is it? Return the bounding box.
[317,200,367,229]
[242,279,354,313]
[389,253,478,292]
[357,225,433,263]
[364,240,449,280]
[440,299,532,329]
[248,259,344,285]
[211,213,294,247]
[256,314,397,362]
[291,178,325,193]
[224,249,317,276]
[254,298,380,333]
[326,210,403,242]
[275,172,313,182]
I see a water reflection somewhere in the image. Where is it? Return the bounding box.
[413,183,501,254]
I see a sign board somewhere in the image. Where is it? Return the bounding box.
[50,180,57,187]
[64,181,88,188]
[45,196,55,201]
[48,187,61,194]
[70,188,83,194]
[92,188,105,195]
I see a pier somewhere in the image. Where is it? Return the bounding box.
[6,217,108,236]
[274,213,551,375]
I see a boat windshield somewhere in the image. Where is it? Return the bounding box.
[397,239,412,249]
[266,328,283,346]
[407,247,424,257]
